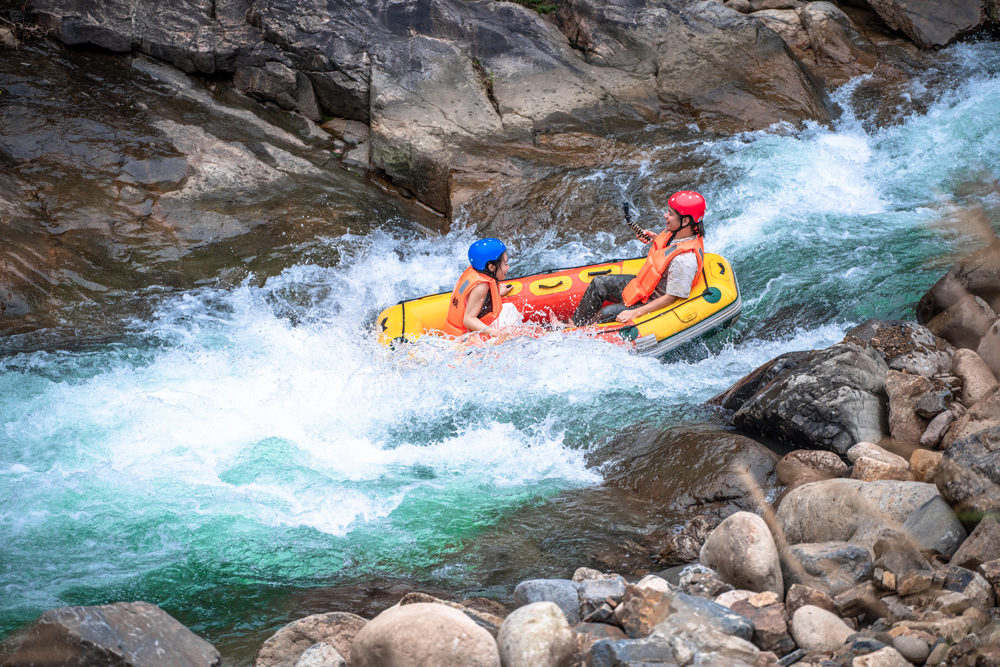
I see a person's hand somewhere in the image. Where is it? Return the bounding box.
[499,283,514,297]
[636,229,654,243]
[616,309,640,323]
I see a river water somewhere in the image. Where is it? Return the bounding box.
[2,40,999,663]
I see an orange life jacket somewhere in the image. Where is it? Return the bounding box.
[622,233,705,306]
[441,266,502,335]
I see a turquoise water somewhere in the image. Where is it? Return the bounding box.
[3,41,1000,658]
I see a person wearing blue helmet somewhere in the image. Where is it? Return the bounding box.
[441,238,513,336]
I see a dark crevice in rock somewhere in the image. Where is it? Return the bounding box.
[472,57,501,117]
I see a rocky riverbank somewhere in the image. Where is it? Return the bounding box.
[3,226,999,667]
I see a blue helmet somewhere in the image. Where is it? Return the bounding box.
[468,238,506,271]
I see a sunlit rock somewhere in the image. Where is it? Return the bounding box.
[927,295,998,351]
[780,541,873,597]
[917,241,1000,323]
[789,605,853,653]
[700,511,784,598]
[254,612,367,667]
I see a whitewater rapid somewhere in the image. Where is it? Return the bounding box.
[2,40,999,647]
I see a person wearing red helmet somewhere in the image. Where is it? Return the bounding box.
[549,191,706,327]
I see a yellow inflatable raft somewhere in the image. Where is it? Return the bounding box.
[376,253,741,357]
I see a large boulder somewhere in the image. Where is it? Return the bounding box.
[780,541,873,597]
[776,478,943,552]
[797,2,877,83]
[777,450,848,485]
[844,320,954,378]
[884,371,933,442]
[866,0,989,48]
[513,580,582,625]
[935,423,1000,524]
[731,343,889,454]
[788,605,853,653]
[350,603,500,667]
[708,350,813,411]
[950,517,1000,571]
[926,295,998,351]
[953,349,999,406]
[599,427,780,515]
[700,511,784,598]
[496,602,574,667]
[2,601,220,667]
[917,241,1000,323]
[254,612,367,667]
[979,319,1000,379]
[940,385,1000,450]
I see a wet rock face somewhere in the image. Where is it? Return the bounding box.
[598,428,780,516]
[31,0,833,216]
[731,343,889,454]
[2,601,221,667]
[866,0,988,48]
[0,41,428,331]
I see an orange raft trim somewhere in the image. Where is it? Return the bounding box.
[375,253,742,358]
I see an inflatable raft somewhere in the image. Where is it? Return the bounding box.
[376,253,741,357]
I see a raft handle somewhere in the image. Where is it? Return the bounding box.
[538,280,565,289]
[717,262,725,275]
[587,269,613,277]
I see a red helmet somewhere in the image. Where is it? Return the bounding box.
[666,191,706,223]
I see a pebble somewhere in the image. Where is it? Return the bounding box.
[892,633,930,662]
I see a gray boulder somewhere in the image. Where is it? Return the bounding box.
[776,450,848,485]
[589,637,680,667]
[514,579,582,624]
[673,592,755,641]
[917,241,1000,322]
[951,517,1000,571]
[350,603,500,667]
[708,350,813,411]
[731,343,889,454]
[953,349,999,406]
[496,602,574,667]
[845,320,954,378]
[780,541,873,596]
[935,422,1000,524]
[866,0,988,47]
[776,479,943,552]
[700,511,784,598]
[940,385,1000,449]
[294,643,346,667]
[788,605,853,653]
[254,612,367,667]
[885,371,932,442]
[2,601,220,667]
[578,576,628,619]
[926,295,998,351]
[899,495,967,556]
[939,564,996,608]
[600,428,780,516]
[979,319,1000,379]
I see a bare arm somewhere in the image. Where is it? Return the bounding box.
[615,293,679,323]
[462,283,500,335]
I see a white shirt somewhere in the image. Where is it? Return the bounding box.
[652,238,699,300]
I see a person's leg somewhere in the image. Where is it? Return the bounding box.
[595,304,629,324]
[571,275,635,326]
